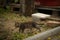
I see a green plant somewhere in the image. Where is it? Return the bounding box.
[11,33,26,40]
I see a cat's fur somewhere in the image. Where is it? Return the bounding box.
[15,21,41,33]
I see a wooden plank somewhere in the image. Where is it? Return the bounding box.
[48,17,60,21]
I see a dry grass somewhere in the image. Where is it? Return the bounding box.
[0,12,38,40]
[0,11,59,40]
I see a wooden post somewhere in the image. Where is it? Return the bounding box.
[20,0,35,16]
[25,0,35,16]
[20,0,25,15]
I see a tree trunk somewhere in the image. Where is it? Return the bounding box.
[21,0,35,16]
